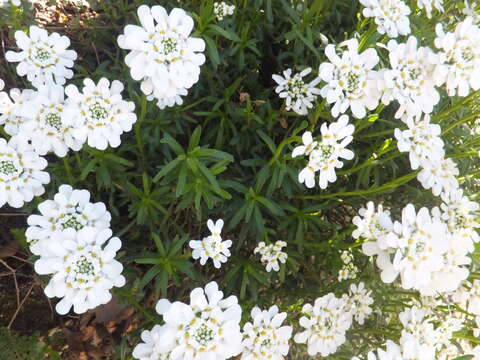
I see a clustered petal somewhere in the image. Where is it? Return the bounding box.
[189,219,232,268]
[293,115,354,189]
[254,241,288,272]
[117,5,206,109]
[5,26,77,87]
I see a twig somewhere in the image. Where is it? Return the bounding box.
[8,283,34,329]
[0,259,20,307]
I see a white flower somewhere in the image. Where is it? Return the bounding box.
[132,325,174,360]
[319,39,381,118]
[254,241,288,272]
[241,305,293,360]
[338,251,359,281]
[64,78,136,150]
[352,340,404,360]
[294,115,355,189]
[5,26,77,87]
[463,1,480,24]
[433,17,480,97]
[352,202,397,283]
[440,189,480,252]
[0,79,3,89]
[379,36,439,119]
[153,281,243,360]
[34,227,125,315]
[272,68,321,115]
[342,282,374,325]
[467,280,480,315]
[399,307,438,360]
[213,2,235,21]
[0,137,50,208]
[417,0,443,18]
[291,131,318,158]
[390,205,450,295]
[294,293,353,357]
[0,88,34,136]
[394,114,444,170]
[117,5,205,109]
[26,184,111,257]
[359,0,411,38]
[417,157,459,198]
[189,219,232,268]
[15,84,83,157]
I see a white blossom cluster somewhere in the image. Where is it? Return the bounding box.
[294,282,374,357]
[26,185,125,315]
[189,219,232,268]
[292,115,354,189]
[213,2,235,21]
[272,68,321,115]
[254,240,288,272]
[117,5,206,109]
[337,250,359,281]
[133,281,243,360]
[353,199,478,295]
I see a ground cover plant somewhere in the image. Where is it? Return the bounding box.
[0,0,480,359]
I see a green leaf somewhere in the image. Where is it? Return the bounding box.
[208,24,241,42]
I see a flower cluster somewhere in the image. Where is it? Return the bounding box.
[319,39,381,119]
[241,305,292,360]
[353,200,478,295]
[272,68,321,115]
[27,185,124,315]
[6,26,77,87]
[359,0,411,38]
[133,282,243,360]
[433,17,480,97]
[342,282,374,325]
[0,137,50,208]
[254,240,288,272]
[292,116,354,189]
[117,5,206,109]
[214,2,235,21]
[294,292,353,357]
[189,219,232,268]
[337,250,359,281]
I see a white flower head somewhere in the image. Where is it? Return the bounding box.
[417,0,443,18]
[394,114,445,170]
[319,39,381,118]
[5,26,77,87]
[379,36,440,119]
[213,2,235,21]
[391,205,451,295]
[359,0,411,38]
[254,241,288,272]
[64,78,136,150]
[272,68,321,115]
[399,307,438,360]
[15,84,83,157]
[294,293,353,357]
[0,137,50,208]
[34,227,125,315]
[0,88,34,136]
[342,282,374,325]
[294,115,355,189]
[26,184,111,257]
[189,219,232,268]
[132,324,174,360]
[433,17,480,97]
[241,305,293,360]
[153,281,243,360]
[417,157,459,198]
[117,5,206,109]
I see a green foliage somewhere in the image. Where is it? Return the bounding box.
[0,327,60,359]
